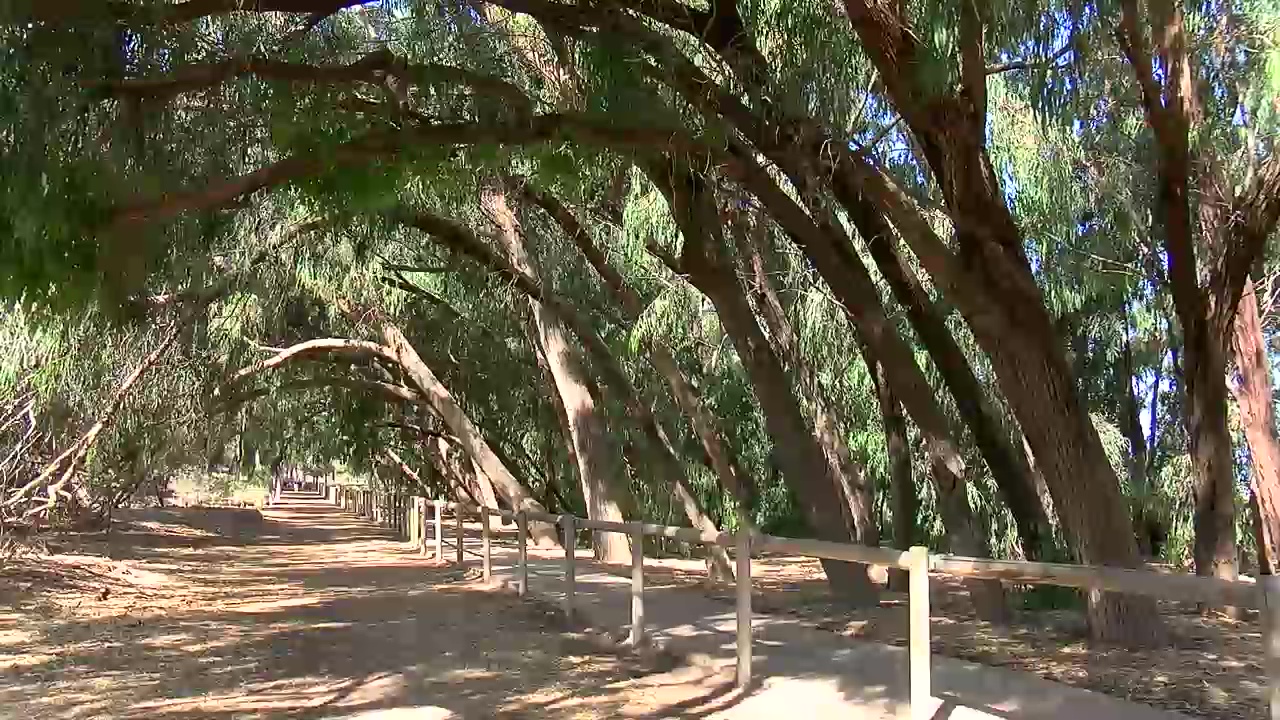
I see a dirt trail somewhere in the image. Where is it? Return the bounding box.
[0,499,719,719]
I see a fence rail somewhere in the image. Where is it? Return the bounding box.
[330,485,1279,720]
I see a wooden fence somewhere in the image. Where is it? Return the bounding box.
[332,486,1279,720]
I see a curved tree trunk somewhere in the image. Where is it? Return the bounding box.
[375,322,560,547]
[1231,277,1280,575]
[865,231,1054,561]
[420,190,733,575]
[483,186,632,563]
[520,182,758,525]
[645,157,880,604]
[722,153,1007,619]
[730,210,879,599]
[837,158,1159,643]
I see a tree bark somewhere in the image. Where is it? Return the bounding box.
[519,182,758,523]
[644,157,881,604]
[730,209,879,600]
[866,232,1054,561]
[373,320,560,546]
[866,343,917,592]
[719,150,1007,619]
[1231,277,1280,575]
[418,194,733,574]
[1116,0,1240,589]
[1120,329,1155,558]
[483,186,633,563]
[837,0,1160,644]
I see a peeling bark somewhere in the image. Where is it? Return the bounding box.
[1231,278,1280,575]
[645,157,881,604]
[730,209,878,600]
[483,187,632,563]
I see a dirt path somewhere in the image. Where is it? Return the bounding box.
[0,499,725,719]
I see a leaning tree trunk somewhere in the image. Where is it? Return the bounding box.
[731,210,879,600]
[722,153,1007,619]
[374,321,560,547]
[483,186,633,563]
[418,190,732,575]
[8,318,185,518]
[831,154,1159,643]
[520,182,758,524]
[865,231,1054,561]
[865,343,918,592]
[1232,277,1280,574]
[645,158,880,604]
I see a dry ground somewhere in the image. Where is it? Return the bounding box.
[618,552,1264,720]
[0,505,734,719]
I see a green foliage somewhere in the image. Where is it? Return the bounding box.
[2,0,1277,589]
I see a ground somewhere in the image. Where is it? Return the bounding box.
[622,553,1263,720]
[0,505,730,719]
[0,501,1263,719]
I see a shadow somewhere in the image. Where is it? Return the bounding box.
[8,499,1240,720]
[2,499,770,720]
[481,543,1207,720]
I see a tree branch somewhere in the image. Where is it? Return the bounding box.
[224,338,396,385]
[95,49,533,112]
[109,113,699,228]
[10,0,376,27]
[986,43,1073,75]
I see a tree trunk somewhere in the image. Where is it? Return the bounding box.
[731,209,878,599]
[410,198,732,571]
[9,317,185,516]
[867,344,918,592]
[1176,262,1239,589]
[1232,277,1280,575]
[375,321,560,547]
[483,186,632,563]
[866,232,1054,561]
[1120,327,1156,559]
[830,153,1159,643]
[825,0,1162,644]
[722,153,1006,619]
[520,182,758,524]
[645,158,881,603]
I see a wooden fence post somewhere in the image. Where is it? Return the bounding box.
[517,510,529,597]
[909,545,931,719]
[418,498,429,556]
[455,503,464,566]
[434,499,443,560]
[735,530,752,689]
[562,515,576,624]
[1264,574,1280,720]
[631,523,645,646]
[482,506,492,583]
